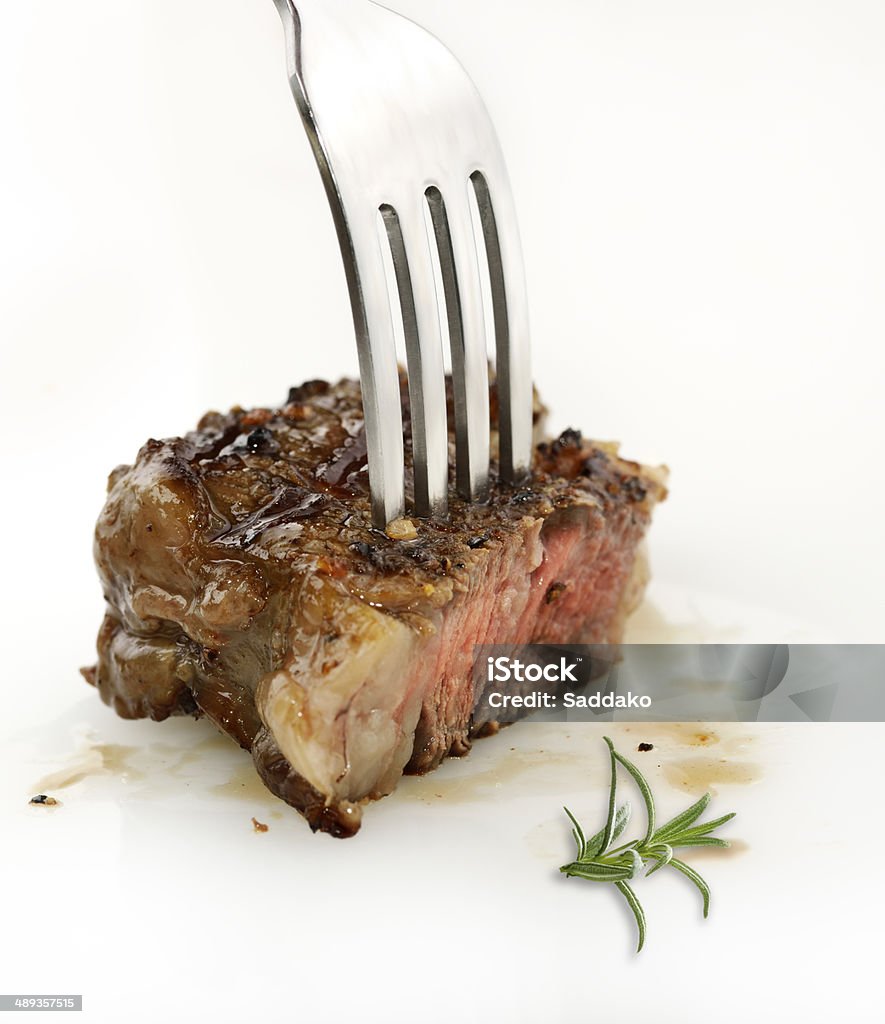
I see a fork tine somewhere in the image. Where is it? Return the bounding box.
[379,203,449,518]
[469,171,533,483]
[351,215,407,527]
[425,184,491,502]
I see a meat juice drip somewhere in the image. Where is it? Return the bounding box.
[33,744,144,791]
[399,746,584,802]
[32,732,234,797]
[662,758,762,795]
[400,723,761,806]
[621,723,741,751]
[30,732,282,830]
[211,760,280,807]
[616,723,761,796]
[520,724,755,862]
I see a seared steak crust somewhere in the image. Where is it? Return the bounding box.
[86,378,666,836]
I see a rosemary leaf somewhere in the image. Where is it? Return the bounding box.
[668,858,712,917]
[667,836,731,849]
[588,737,620,857]
[615,880,646,953]
[563,805,586,860]
[669,811,737,841]
[561,861,634,882]
[582,802,631,860]
[605,737,656,844]
[652,793,710,842]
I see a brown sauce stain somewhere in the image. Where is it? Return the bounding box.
[619,723,762,796]
[33,744,144,791]
[156,733,237,778]
[30,728,290,817]
[31,732,253,800]
[663,757,761,795]
[616,723,756,759]
[398,746,580,803]
[211,761,279,807]
[631,724,720,747]
[401,723,761,806]
[96,744,146,780]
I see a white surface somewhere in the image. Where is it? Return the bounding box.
[1,1,884,1021]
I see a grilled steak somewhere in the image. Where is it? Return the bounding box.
[84,377,667,837]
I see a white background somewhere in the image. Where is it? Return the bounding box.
[1,2,883,1021]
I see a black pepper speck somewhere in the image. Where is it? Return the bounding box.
[246,427,275,453]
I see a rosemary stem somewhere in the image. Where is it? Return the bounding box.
[558,739,736,953]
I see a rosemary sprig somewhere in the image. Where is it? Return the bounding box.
[560,736,736,953]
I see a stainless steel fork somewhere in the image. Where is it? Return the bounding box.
[272,0,532,527]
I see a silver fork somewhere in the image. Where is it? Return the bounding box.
[272,0,532,527]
